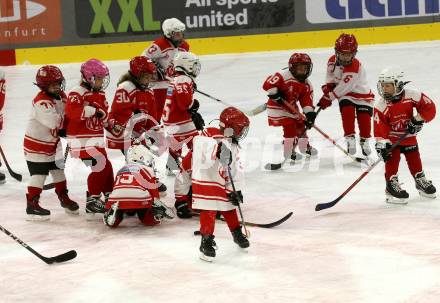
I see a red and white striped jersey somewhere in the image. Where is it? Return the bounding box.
[106,80,158,150]
[162,74,198,139]
[325,55,374,106]
[65,85,108,158]
[190,127,244,211]
[106,163,160,210]
[142,37,189,89]
[0,70,6,132]
[262,69,314,126]
[23,91,65,162]
[374,89,436,146]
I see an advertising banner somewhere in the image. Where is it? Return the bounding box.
[306,0,440,24]
[0,0,62,44]
[75,0,295,38]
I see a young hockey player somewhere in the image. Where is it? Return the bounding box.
[0,69,6,184]
[375,67,436,203]
[65,59,114,217]
[262,52,317,165]
[318,33,375,156]
[23,65,79,220]
[162,51,204,175]
[175,107,250,262]
[142,18,189,123]
[103,144,174,228]
[106,56,158,152]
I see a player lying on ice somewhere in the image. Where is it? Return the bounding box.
[103,144,174,228]
[374,67,436,204]
[174,107,250,261]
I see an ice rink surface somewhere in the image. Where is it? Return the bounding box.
[1,40,440,302]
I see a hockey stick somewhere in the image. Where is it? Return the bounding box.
[0,145,22,181]
[0,224,77,264]
[43,145,70,190]
[193,211,293,235]
[195,89,267,117]
[265,107,323,170]
[281,101,365,163]
[226,165,250,237]
[315,133,410,211]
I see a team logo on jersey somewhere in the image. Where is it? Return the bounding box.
[86,116,104,131]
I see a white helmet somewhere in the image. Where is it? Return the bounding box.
[377,67,407,100]
[162,18,185,39]
[173,51,201,78]
[126,144,154,167]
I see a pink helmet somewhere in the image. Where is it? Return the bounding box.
[81,58,110,90]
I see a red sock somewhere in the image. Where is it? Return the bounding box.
[385,149,401,180]
[357,111,372,139]
[55,180,67,194]
[27,186,42,198]
[340,105,356,137]
[405,150,423,176]
[221,209,240,231]
[200,210,217,236]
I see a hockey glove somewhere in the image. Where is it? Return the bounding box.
[317,94,332,110]
[95,108,107,120]
[191,112,205,131]
[267,91,285,105]
[321,83,336,95]
[304,111,317,129]
[227,190,243,206]
[57,129,66,138]
[408,116,424,134]
[375,141,392,162]
[216,142,232,166]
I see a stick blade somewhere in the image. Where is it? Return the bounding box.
[315,199,340,211]
[247,212,293,228]
[44,250,77,264]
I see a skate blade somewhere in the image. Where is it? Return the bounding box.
[64,208,79,215]
[385,196,408,205]
[199,253,214,262]
[418,191,437,199]
[26,214,50,221]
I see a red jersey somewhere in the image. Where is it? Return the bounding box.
[262,69,314,126]
[162,74,198,139]
[374,89,436,146]
[23,91,66,162]
[106,80,158,150]
[106,163,160,210]
[0,70,5,132]
[65,85,109,158]
[324,56,374,106]
[142,37,190,89]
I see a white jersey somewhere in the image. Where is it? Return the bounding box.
[23,91,65,162]
[325,56,374,107]
[141,37,189,89]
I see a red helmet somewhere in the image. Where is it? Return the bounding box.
[35,65,65,91]
[335,33,358,53]
[129,56,157,78]
[219,107,250,141]
[288,53,313,82]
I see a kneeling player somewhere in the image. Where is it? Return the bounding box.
[375,67,436,203]
[103,144,174,228]
[190,107,250,262]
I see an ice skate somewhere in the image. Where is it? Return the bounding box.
[360,138,372,156]
[199,235,216,262]
[346,135,356,155]
[231,226,250,249]
[414,171,436,199]
[57,189,79,215]
[26,194,50,221]
[385,175,409,204]
[85,192,106,219]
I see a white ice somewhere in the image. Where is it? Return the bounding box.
[1,40,440,303]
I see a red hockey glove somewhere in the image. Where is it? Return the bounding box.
[321,83,336,95]
[317,94,332,110]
